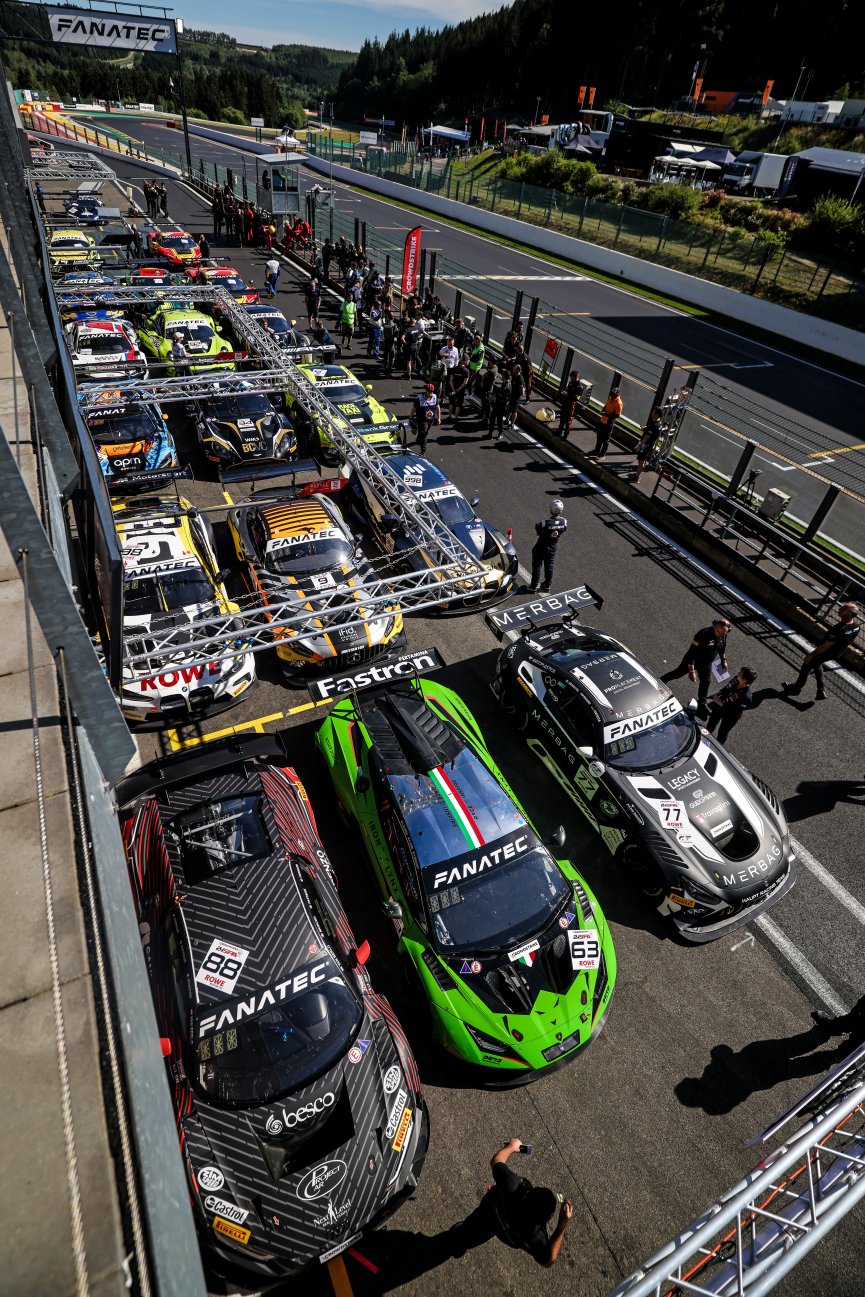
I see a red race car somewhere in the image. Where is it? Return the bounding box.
[146,225,202,267]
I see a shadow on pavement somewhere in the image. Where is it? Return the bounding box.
[783,779,865,823]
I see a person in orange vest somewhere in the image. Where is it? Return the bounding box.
[593,386,623,461]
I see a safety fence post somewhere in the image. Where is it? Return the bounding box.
[578,194,588,235]
[517,182,525,219]
[512,289,524,333]
[483,304,493,344]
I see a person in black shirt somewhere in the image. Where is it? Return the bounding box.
[528,500,567,593]
[409,383,440,454]
[783,603,860,700]
[484,371,511,441]
[447,1138,573,1266]
[558,370,582,439]
[447,356,469,422]
[706,667,756,745]
[661,617,731,714]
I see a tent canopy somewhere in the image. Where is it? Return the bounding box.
[427,124,470,142]
[255,152,308,164]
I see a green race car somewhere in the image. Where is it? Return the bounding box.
[137,305,236,375]
[315,649,616,1081]
[288,363,401,465]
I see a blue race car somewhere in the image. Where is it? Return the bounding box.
[63,194,102,223]
[82,393,182,490]
[345,449,519,611]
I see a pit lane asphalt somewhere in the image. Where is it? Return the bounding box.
[90,161,865,1297]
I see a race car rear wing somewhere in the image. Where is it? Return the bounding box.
[307,646,445,703]
[484,585,604,640]
[223,461,337,490]
[106,465,191,490]
[220,455,321,486]
[116,732,294,807]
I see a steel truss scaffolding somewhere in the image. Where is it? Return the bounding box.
[29,151,118,182]
[59,283,490,676]
[609,1044,865,1297]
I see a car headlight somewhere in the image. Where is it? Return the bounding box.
[465,1024,508,1055]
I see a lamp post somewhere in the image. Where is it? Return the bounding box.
[329,101,334,240]
[174,17,193,176]
[534,95,541,125]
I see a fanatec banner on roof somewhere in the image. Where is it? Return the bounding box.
[46,6,177,53]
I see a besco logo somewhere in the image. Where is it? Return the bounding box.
[296,1160,348,1201]
[264,1093,335,1136]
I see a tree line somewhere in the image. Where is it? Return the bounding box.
[335,0,862,129]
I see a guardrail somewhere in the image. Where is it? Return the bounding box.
[2,70,206,1297]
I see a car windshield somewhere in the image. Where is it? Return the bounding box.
[604,711,697,771]
[163,235,195,250]
[124,568,214,615]
[194,965,362,1105]
[89,410,157,443]
[80,333,129,355]
[170,321,213,344]
[221,276,246,292]
[323,382,367,404]
[208,394,272,421]
[426,492,474,526]
[425,844,569,955]
[169,795,272,879]
[54,237,89,248]
[266,531,353,575]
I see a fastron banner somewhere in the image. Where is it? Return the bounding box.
[46,6,177,53]
[401,225,422,297]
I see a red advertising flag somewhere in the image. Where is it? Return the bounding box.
[577,85,587,108]
[693,76,704,103]
[494,118,499,137]
[401,225,422,297]
[541,113,549,125]
[762,79,775,106]
[587,86,596,108]
[480,116,485,140]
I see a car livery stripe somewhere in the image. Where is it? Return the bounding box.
[428,766,484,848]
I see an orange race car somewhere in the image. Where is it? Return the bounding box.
[191,262,260,305]
[146,225,202,267]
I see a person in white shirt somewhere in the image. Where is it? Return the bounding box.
[439,340,459,370]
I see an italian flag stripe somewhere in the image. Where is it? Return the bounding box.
[429,766,484,848]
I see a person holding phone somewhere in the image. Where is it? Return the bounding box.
[447,1138,573,1266]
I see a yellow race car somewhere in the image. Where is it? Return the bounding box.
[113,496,256,725]
[48,228,98,270]
[287,364,401,465]
[228,488,403,682]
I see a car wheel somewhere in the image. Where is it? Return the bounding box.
[620,843,666,905]
[499,682,528,732]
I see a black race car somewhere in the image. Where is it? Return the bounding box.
[488,589,796,942]
[118,737,428,1281]
[191,383,299,481]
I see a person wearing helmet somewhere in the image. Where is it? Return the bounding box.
[528,500,567,594]
[407,380,441,455]
[170,331,188,376]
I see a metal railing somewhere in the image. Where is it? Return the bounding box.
[609,1046,865,1297]
[1,70,205,1297]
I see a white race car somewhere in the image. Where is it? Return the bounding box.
[65,319,148,382]
[113,498,256,726]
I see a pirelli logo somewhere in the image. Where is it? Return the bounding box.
[392,1106,412,1153]
[213,1216,251,1245]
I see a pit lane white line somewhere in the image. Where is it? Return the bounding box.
[790,835,865,927]
[755,916,848,1014]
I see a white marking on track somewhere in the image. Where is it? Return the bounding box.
[755,916,848,1014]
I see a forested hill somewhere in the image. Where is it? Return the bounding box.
[335,0,862,126]
[1,5,353,128]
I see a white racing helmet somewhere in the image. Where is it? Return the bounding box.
[550,499,564,516]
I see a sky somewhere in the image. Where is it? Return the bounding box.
[177,0,510,53]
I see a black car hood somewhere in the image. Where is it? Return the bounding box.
[184,1015,418,1265]
[208,412,280,454]
[444,918,579,1017]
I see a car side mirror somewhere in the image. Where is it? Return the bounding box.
[352,939,371,967]
[214,568,231,584]
[159,1037,172,1057]
[577,745,594,758]
[546,826,566,849]
[382,899,403,920]
[469,494,481,508]
[364,383,373,394]
[355,775,370,795]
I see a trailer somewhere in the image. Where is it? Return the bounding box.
[722,150,787,196]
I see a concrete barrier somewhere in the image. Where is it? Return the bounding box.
[304,156,864,366]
